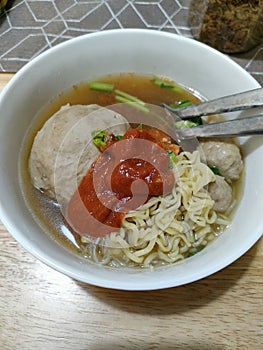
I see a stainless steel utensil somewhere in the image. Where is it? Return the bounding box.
[163,88,263,119]
[175,114,263,139]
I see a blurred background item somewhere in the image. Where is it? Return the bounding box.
[188,0,263,53]
[0,0,8,15]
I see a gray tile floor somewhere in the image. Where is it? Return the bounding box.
[0,0,262,86]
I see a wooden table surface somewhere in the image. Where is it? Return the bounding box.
[0,73,262,350]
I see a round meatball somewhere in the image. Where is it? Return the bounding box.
[29,104,129,205]
[199,140,243,180]
[208,175,232,213]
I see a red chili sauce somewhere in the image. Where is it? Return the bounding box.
[66,128,178,238]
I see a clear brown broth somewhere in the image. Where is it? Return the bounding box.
[19,73,243,259]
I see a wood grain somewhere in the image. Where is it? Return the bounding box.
[0,73,13,91]
[0,74,262,350]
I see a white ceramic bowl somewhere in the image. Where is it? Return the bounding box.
[0,29,262,290]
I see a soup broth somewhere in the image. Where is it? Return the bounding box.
[20,73,243,267]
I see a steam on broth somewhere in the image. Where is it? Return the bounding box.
[20,73,244,268]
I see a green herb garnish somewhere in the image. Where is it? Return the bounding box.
[169,100,192,109]
[91,129,106,148]
[209,165,221,176]
[89,82,115,92]
[152,78,184,92]
[115,89,149,113]
[189,116,203,125]
[115,96,149,113]
[174,120,199,129]
[115,90,145,104]
[169,102,203,125]
[153,79,176,89]
[89,82,151,112]
[168,151,177,169]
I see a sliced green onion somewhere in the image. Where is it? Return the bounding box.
[169,100,192,109]
[115,95,149,113]
[172,84,184,93]
[152,79,184,92]
[89,83,150,112]
[169,101,203,125]
[91,129,106,147]
[209,165,221,176]
[89,82,114,92]
[168,151,177,169]
[169,151,177,162]
[115,95,132,104]
[189,116,203,125]
[153,79,176,89]
[115,89,145,105]
[174,120,198,129]
[115,89,149,113]
[137,123,143,129]
[116,135,123,140]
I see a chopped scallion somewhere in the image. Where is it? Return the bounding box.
[169,100,192,109]
[168,151,177,169]
[174,120,198,129]
[89,82,114,92]
[152,79,184,92]
[115,95,149,113]
[115,89,145,105]
[153,79,176,89]
[91,129,106,148]
[89,83,150,112]
[209,165,221,176]
[189,116,203,125]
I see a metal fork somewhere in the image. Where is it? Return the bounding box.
[163,88,263,119]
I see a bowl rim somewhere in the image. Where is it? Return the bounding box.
[0,28,262,291]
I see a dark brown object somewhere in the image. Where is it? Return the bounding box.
[0,0,8,15]
[188,0,263,53]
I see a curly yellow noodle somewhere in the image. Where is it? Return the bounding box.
[81,150,231,268]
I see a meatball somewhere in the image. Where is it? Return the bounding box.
[199,140,243,180]
[29,104,129,205]
[208,175,232,213]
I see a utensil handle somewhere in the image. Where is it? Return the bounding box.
[168,88,263,119]
[176,115,263,139]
